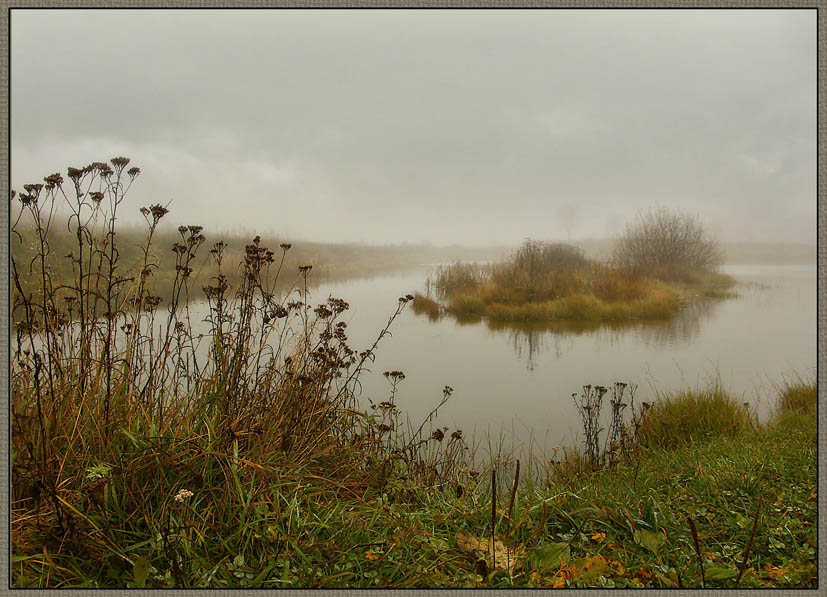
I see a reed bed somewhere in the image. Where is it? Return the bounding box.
[423,235,734,323]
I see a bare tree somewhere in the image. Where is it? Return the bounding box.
[613,208,723,272]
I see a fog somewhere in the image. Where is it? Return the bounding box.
[11,9,815,246]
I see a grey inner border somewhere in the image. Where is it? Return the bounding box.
[0,2,821,596]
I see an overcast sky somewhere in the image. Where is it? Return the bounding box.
[11,9,816,246]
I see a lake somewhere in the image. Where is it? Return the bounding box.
[305,263,816,458]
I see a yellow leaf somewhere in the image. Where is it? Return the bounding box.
[572,555,609,581]
[590,532,606,542]
[606,558,625,576]
[364,550,381,561]
[456,530,524,573]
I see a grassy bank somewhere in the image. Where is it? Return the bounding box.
[11,162,812,588]
[13,380,816,588]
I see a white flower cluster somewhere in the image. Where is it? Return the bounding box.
[173,488,194,502]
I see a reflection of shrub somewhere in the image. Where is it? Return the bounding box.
[411,293,441,321]
[614,208,723,273]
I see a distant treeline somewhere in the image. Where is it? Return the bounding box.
[12,211,513,305]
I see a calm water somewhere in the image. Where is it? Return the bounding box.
[306,264,816,454]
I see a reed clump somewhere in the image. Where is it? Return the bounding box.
[636,383,755,449]
[775,378,817,414]
[11,159,466,588]
[427,236,728,323]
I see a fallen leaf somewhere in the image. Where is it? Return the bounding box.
[133,554,151,588]
[637,568,654,580]
[606,558,625,576]
[456,530,524,573]
[591,532,606,542]
[633,529,665,554]
[571,555,609,581]
[552,575,566,588]
[530,542,570,572]
[705,567,738,581]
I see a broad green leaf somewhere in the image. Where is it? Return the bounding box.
[705,567,738,581]
[133,554,151,588]
[633,529,665,554]
[530,542,570,571]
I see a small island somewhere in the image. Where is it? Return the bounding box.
[415,208,736,323]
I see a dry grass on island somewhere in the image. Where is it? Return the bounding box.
[417,209,736,323]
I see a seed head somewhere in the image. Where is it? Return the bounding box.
[110,156,131,170]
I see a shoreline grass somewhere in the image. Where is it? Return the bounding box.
[12,380,815,588]
[10,161,812,589]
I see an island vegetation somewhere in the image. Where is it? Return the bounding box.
[416,209,736,323]
[11,160,814,588]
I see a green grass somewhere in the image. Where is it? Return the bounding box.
[775,379,817,414]
[11,162,812,589]
[13,381,816,588]
[638,382,756,449]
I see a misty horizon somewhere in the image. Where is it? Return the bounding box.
[11,9,816,246]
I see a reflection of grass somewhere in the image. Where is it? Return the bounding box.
[411,293,441,321]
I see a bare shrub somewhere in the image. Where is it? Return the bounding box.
[613,208,723,273]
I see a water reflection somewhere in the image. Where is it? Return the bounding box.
[414,296,725,370]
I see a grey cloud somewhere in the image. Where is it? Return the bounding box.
[11,9,815,245]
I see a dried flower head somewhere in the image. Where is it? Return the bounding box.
[150,204,169,221]
[127,166,141,178]
[43,173,63,189]
[89,191,104,203]
[110,156,131,170]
